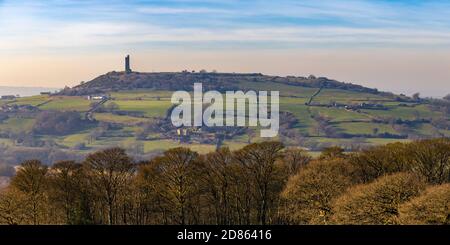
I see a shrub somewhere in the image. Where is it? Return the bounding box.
[331,172,426,224]
[399,184,450,225]
[349,142,410,183]
[281,159,355,224]
[283,148,311,176]
[0,187,30,225]
[319,146,345,160]
[408,138,450,184]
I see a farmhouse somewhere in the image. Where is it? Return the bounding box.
[87,95,108,100]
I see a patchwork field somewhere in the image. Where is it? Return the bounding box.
[0,77,447,157]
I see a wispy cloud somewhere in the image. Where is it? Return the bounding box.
[1,0,450,96]
[136,6,231,15]
[2,0,450,52]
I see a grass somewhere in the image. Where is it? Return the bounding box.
[60,133,91,148]
[362,104,441,120]
[309,136,412,146]
[411,123,442,137]
[85,135,134,149]
[13,95,50,106]
[280,98,315,134]
[186,144,218,154]
[0,118,35,133]
[110,90,173,100]
[439,129,450,137]
[0,138,14,146]
[311,137,366,144]
[142,139,217,154]
[142,140,175,152]
[222,141,248,151]
[93,113,152,125]
[0,100,14,106]
[238,80,317,98]
[308,151,322,158]
[336,122,397,135]
[366,138,411,144]
[313,89,388,104]
[381,101,418,107]
[108,100,172,118]
[39,96,91,111]
[310,107,372,123]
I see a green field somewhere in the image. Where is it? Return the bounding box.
[362,104,441,120]
[366,138,411,144]
[336,122,397,135]
[0,118,35,133]
[106,100,172,118]
[0,138,14,146]
[60,133,91,148]
[313,89,387,104]
[279,102,315,134]
[310,107,372,122]
[39,96,91,111]
[93,113,152,125]
[110,90,173,100]
[13,95,50,106]
[141,140,217,154]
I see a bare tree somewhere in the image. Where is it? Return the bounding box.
[283,148,311,176]
[10,160,48,224]
[147,147,199,224]
[233,142,286,225]
[83,148,135,224]
[197,148,234,224]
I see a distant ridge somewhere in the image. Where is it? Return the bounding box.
[59,71,393,97]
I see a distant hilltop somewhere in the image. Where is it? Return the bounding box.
[57,55,409,100]
[58,70,397,97]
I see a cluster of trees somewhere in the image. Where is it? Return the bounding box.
[0,139,449,225]
[33,111,91,135]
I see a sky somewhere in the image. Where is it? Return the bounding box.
[1,0,450,97]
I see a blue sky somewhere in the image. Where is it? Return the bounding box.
[1,0,450,96]
[2,0,450,51]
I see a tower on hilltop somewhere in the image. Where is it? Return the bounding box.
[125,55,132,74]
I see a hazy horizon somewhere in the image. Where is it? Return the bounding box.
[0,86,59,97]
[1,0,450,97]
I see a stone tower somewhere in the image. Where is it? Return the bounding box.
[125,55,132,74]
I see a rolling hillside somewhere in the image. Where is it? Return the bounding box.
[0,71,448,167]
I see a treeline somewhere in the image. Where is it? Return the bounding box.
[0,139,449,225]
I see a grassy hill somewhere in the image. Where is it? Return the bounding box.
[0,71,448,166]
